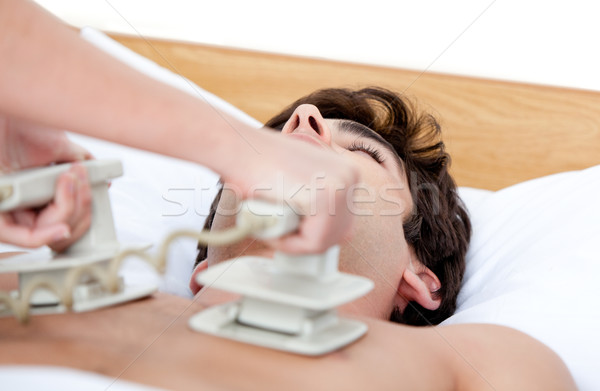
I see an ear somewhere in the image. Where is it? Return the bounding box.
[396,267,442,311]
[189,260,209,294]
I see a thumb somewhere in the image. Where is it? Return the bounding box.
[56,141,93,163]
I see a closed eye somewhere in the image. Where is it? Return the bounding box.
[347,141,385,164]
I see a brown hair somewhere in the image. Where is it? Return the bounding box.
[197,87,471,326]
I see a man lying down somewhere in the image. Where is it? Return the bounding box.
[189,87,576,389]
[0,87,577,391]
[192,87,470,326]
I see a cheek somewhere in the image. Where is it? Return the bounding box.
[342,177,411,270]
[338,217,409,320]
[340,213,407,275]
[347,168,411,216]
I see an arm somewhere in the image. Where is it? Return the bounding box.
[0,0,358,253]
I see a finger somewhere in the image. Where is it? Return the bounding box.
[0,218,70,248]
[37,171,78,228]
[49,197,91,252]
[55,140,93,163]
[2,169,79,249]
[267,229,329,254]
[47,165,92,252]
[11,210,37,227]
[68,164,92,231]
[267,214,354,254]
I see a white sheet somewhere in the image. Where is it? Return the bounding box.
[0,366,165,391]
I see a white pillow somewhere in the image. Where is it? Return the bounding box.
[0,366,162,391]
[447,166,600,390]
[79,28,262,129]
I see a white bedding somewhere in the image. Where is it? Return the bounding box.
[0,366,164,391]
[447,167,600,390]
[1,28,598,390]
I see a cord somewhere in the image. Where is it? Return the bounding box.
[0,211,279,323]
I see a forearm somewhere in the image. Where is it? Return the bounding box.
[0,1,359,254]
[0,0,249,175]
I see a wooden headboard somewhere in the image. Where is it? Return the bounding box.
[113,34,600,191]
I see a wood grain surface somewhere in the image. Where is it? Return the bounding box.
[112,34,600,190]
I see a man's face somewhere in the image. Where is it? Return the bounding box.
[194,104,419,320]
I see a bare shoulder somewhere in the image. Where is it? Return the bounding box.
[433,323,576,391]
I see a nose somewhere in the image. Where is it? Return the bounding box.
[281,104,332,145]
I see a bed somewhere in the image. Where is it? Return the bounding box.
[1,28,599,390]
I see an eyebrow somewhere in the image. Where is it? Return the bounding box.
[336,120,404,169]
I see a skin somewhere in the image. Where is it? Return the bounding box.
[0,118,93,250]
[0,0,358,254]
[0,292,576,391]
[192,104,442,319]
